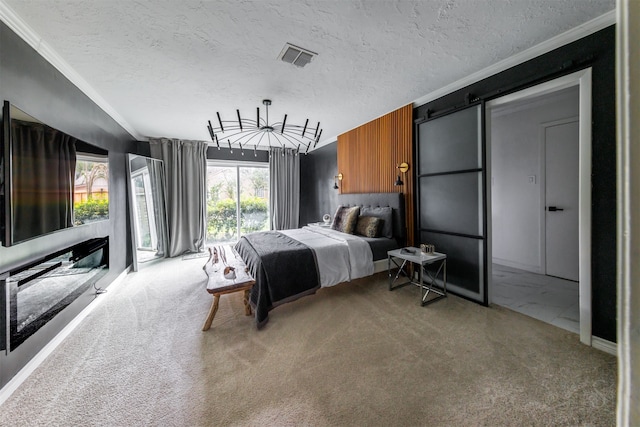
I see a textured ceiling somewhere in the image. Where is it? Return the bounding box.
[3,0,614,147]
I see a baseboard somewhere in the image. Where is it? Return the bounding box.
[591,336,617,356]
[492,258,541,274]
[0,266,130,406]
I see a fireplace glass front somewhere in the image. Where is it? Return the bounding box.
[5,238,108,350]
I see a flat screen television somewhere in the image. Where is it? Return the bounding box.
[1,101,109,247]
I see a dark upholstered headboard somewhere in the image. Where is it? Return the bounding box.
[337,192,406,245]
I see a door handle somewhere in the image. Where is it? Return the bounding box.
[547,206,564,212]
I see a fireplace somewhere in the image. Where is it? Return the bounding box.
[2,237,109,351]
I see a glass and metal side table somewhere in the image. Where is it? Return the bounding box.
[387,247,447,306]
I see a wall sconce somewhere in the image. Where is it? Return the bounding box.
[333,173,343,189]
[394,162,409,186]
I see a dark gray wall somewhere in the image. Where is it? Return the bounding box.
[0,22,137,272]
[0,22,138,387]
[414,26,616,342]
[299,142,338,225]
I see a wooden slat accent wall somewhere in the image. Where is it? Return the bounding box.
[337,104,414,245]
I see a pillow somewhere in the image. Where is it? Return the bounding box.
[331,205,360,234]
[360,206,393,238]
[355,216,382,238]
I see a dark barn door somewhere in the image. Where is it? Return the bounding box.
[416,104,488,304]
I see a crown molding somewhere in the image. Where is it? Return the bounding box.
[322,10,615,149]
[412,10,616,108]
[0,1,143,140]
[1,1,614,147]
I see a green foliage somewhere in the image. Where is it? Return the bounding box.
[240,196,269,233]
[207,196,268,242]
[224,180,236,199]
[247,169,268,196]
[74,198,109,225]
[209,183,223,202]
[207,198,237,241]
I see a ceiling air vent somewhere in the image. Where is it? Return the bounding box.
[278,43,317,68]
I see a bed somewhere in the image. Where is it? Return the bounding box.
[235,192,406,328]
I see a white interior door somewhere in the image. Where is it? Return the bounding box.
[545,120,579,281]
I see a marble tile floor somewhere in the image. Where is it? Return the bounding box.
[491,263,580,334]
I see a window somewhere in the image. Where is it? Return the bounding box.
[206,162,269,244]
[130,167,157,251]
[73,154,109,225]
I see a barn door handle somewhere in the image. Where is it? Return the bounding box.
[547,206,564,212]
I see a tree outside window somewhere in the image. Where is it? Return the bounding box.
[73,157,109,225]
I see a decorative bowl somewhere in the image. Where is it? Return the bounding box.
[223,266,236,279]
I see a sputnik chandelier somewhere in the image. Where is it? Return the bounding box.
[206,99,323,156]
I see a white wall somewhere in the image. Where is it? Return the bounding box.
[491,87,578,272]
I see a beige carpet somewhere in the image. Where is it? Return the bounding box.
[0,256,616,426]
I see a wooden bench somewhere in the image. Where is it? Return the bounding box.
[202,245,255,331]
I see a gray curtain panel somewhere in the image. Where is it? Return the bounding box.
[11,120,76,243]
[149,138,207,257]
[147,158,169,257]
[269,147,300,230]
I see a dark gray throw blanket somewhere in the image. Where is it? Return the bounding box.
[235,231,320,328]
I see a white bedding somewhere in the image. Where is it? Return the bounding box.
[280,226,374,287]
